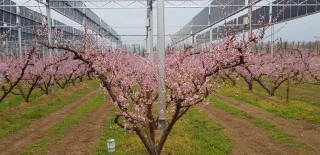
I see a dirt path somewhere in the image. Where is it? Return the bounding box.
[198,104,296,155]
[0,90,98,155]
[294,94,320,103]
[289,85,320,95]
[214,94,320,154]
[43,101,112,155]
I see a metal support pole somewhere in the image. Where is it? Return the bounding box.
[271,25,274,56]
[192,35,194,45]
[248,0,252,39]
[269,2,274,56]
[192,34,195,58]
[146,1,151,61]
[110,41,113,52]
[194,34,197,57]
[46,0,55,94]
[209,4,212,53]
[82,2,86,27]
[54,40,58,55]
[209,27,212,44]
[149,3,154,63]
[43,46,45,57]
[209,27,212,53]
[24,43,26,56]
[146,20,149,57]
[5,38,8,54]
[4,23,8,54]
[17,6,22,58]
[157,0,166,136]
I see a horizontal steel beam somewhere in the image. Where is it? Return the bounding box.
[2,4,319,8]
[47,0,212,1]
[7,25,211,28]
[106,34,187,36]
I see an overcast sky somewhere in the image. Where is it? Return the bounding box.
[13,0,320,46]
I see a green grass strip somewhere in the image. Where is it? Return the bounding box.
[236,80,320,107]
[0,80,99,138]
[95,107,233,155]
[21,93,106,155]
[292,83,320,92]
[0,90,44,111]
[0,78,88,111]
[218,86,320,130]
[209,96,305,149]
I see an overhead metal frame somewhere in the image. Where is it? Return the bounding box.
[0,0,124,54]
[173,0,320,45]
[44,0,121,41]
[5,4,317,8]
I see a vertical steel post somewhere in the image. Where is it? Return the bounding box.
[46,0,54,94]
[82,1,86,26]
[248,0,252,39]
[4,23,8,54]
[192,34,195,58]
[43,46,45,57]
[192,35,194,45]
[209,4,212,53]
[157,0,166,136]
[17,6,22,58]
[149,2,154,63]
[146,16,149,56]
[270,2,274,56]
[147,1,150,61]
[6,40,8,55]
[24,43,27,56]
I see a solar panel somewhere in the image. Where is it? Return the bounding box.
[0,10,3,22]
[192,7,209,34]
[4,0,10,12]
[10,1,16,13]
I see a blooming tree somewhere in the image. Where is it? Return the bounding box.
[54,60,87,89]
[34,18,266,153]
[10,53,70,101]
[218,68,239,86]
[0,47,36,103]
[234,52,266,90]
[252,50,310,96]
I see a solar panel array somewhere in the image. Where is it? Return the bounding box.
[172,20,193,44]
[48,1,120,41]
[0,0,52,49]
[272,0,320,22]
[176,0,320,44]
[173,0,246,44]
[0,0,120,52]
[210,0,246,25]
[53,19,82,41]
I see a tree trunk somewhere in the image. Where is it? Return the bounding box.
[244,78,253,91]
[286,74,290,102]
[248,81,253,91]
[71,79,76,86]
[55,79,64,89]
[44,89,49,95]
[44,83,50,94]
[231,79,236,86]
[270,90,275,96]
[24,97,29,102]
[226,74,236,86]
